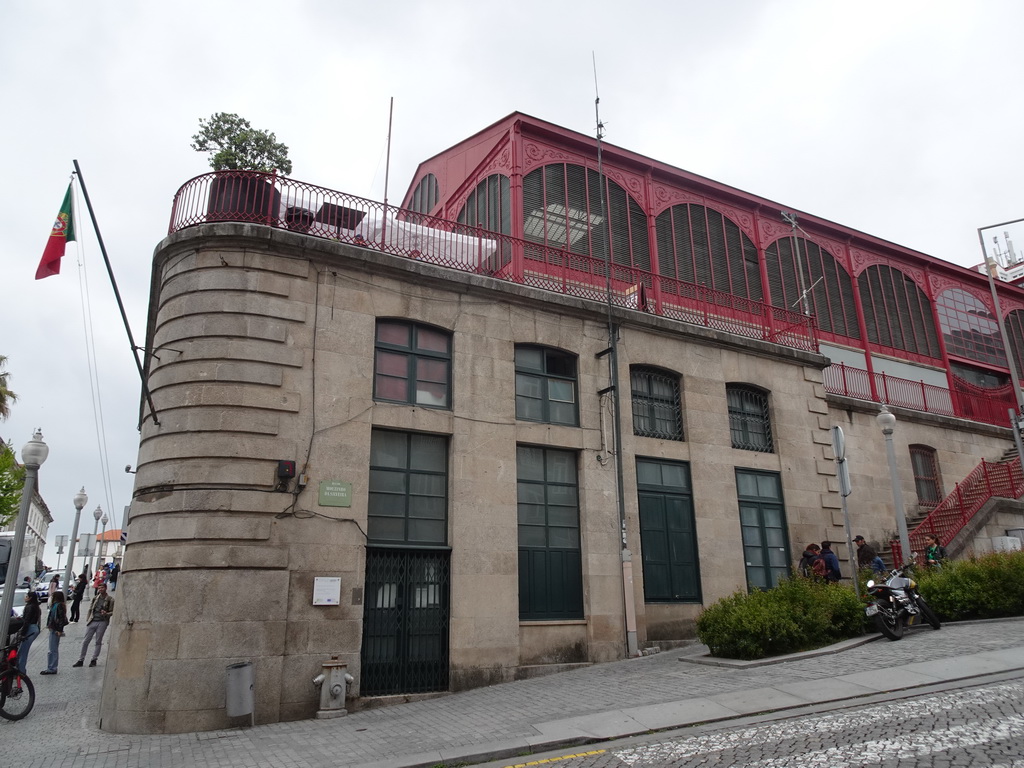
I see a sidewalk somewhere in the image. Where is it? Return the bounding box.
[5,616,1024,768]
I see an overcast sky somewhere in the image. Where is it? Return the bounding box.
[4,1,1024,568]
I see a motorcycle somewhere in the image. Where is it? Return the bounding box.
[864,562,941,640]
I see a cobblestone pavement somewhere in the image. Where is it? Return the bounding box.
[522,678,1024,767]
[3,618,1023,768]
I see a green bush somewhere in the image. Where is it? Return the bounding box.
[917,550,1024,621]
[696,576,864,660]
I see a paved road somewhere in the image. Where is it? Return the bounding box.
[3,616,1024,768]
[507,677,1024,768]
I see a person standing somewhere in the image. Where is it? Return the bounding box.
[70,573,88,622]
[853,535,885,573]
[924,534,947,568]
[47,573,61,606]
[16,592,42,675]
[820,541,842,583]
[92,568,106,596]
[798,543,825,578]
[39,591,68,675]
[72,583,114,668]
[108,562,120,593]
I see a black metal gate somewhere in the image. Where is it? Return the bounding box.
[361,548,450,696]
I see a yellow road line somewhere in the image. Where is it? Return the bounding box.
[503,749,607,767]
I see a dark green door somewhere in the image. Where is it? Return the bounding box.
[735,470,790,590]
[636,458,700,603]
[361,548,450,696]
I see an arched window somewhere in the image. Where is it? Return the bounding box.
[630,366,683,440]
[857,264,941,359]
[457,174,511,235]
[409,174,440,214]
[726,384,773,453]
[515,345,578,426]
[1004,308,1024,380]
[765,237,859,339]
[909,445,941,507]
[374,319,452,409]
[935,288,1008,368]
[654,203,762,301]
[522,164,650,270]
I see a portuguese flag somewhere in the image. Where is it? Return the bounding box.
[35,183,76,280]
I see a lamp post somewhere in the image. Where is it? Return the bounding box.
[90,505,103,575]
[99,512,108,568]
[64,487,88,595]
[0,430,49,646]
[877,405,912,564]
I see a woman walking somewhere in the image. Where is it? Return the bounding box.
[17,592,42,675]
[39,591,68,675]
[70,573,87,622]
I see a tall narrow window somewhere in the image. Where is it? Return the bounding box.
[735,469,790,591]
[637,459,700,602]
[374,320,452,408]
[517,446,583,620]
[727,384,773,453]
[515,346,578,426]
[910,445,942,507]
[368,430,448,545]
[631,367,683,440]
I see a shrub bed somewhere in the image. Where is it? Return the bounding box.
[696,577,863,660]
[916,550,1024,621]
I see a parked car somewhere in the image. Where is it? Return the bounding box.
[1,583,30,618]
[31,570,64,601]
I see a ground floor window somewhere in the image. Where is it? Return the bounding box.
[735,469,790,590]
[637,458,700,602]
[517,445,583,620]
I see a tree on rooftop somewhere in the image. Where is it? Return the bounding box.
[191,112,292,175]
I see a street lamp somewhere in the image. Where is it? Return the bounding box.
[64,487,88,594]
[877,405,912,564]
[91,505,103,575]
[0,430,49,646]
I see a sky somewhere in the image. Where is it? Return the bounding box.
[4,0,1024,568]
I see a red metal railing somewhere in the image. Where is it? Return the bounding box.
[823,362,1016,428]
[168,171,818,352]
[889,457,1024,567]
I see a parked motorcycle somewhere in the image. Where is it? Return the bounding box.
[864,563,941,640]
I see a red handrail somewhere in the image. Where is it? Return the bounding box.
[168,171,818,353]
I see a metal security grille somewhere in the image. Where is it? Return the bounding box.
[910,445,942,507]
[858,264,941,359]
[655,203,763,302]
[631,367,683,440]
[727,385,773,453]
[764,236,858,339]
[361,548,450,696]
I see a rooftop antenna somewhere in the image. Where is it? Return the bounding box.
[592,52,637,659]
[1006,230,1019,266]
[781,211,812,316]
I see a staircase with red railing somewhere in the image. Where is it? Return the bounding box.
[888,456,1024,565]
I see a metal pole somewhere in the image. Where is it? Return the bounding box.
[879,409,912,562]
[63,489,87,597]
[91,508,102,575]
[0,434,46,646]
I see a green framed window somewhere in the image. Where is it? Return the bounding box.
[374,320,452,409]
[631,367,683,440]
[637,458,700,602]
[517,445,583,620]
[735,469,790,590]
[727,384,773,453]
[515,346,578,426]
[368,430,448,545]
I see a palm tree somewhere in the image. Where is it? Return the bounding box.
[0,355,16,421]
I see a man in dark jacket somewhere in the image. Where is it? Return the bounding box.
[854,535,885,573]
[820,541,842,582]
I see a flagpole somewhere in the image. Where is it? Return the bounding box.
[72,159,160,427]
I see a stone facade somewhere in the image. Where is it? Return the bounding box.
[99,223,1019,734]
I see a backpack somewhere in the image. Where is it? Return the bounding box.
[810,556,827,578]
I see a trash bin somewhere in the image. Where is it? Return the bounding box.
[225,662,254,717]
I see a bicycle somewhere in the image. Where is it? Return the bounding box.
[0,638,35,720]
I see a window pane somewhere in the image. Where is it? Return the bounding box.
[548,527,580,548]
[376,350,408,376]
[517,483,544,504]
[518,504,546,526]
[369,469,405,494]
[517,446,545,480]
[408,519,446,543]
[417,358,448,383]
[757,476,781,501]
[516,396,544,421]
[636,461,661,486]
[548,379,575,403]
[416,327,450,354]
[377,322,410,347]
[516,373,543,399]
[368,493,404,516]
[744,546,764,566]
[416,382,449,407]
[515,347,543,371]
[518,527,547,547]
[375,376,408,402]
[545,451,576,483]
[409,473,445,497]
[545,352,575,377]
[368,516,405,541]
[546,484,578,507]
[370,432,406,468]
[736,473,759,497]
[409,434,447,471]
[549,401,577,425]
[547,505,578,528]
[659,464,689,490]
[742,527,761,547]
